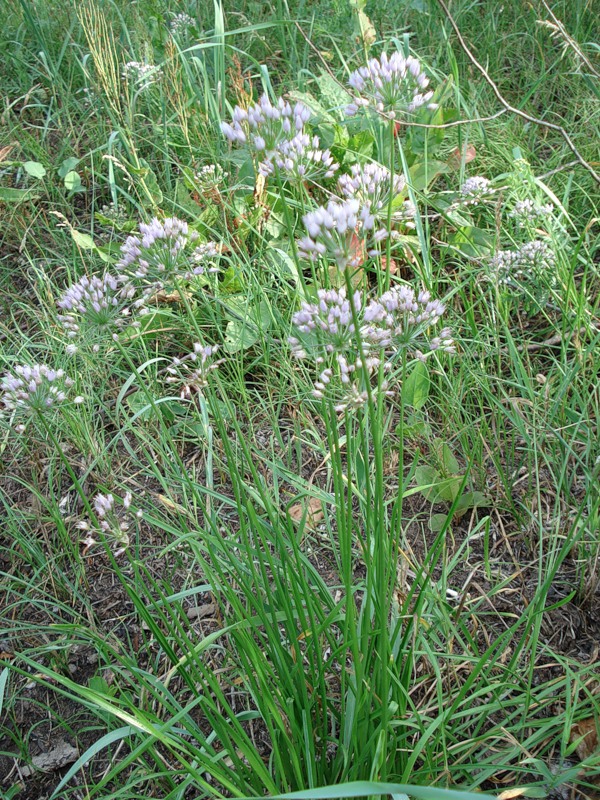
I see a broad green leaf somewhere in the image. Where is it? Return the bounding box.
[23,160,46,178]
[224,299,272,353]
[441,442,460,475]
[0,186,39,202]
[58,157,79,178]
[316,71,353,117]
[71,230,95,250]
[455,491,491,515]
[409,159,449,191]
[403,361,430,409]
[64,170,82,192]
[414,465,440,502]
[346,131,375,163]
[435,475,463,503]
[449,226,494,258]
[137,159,163,207]
[429,512,450,532]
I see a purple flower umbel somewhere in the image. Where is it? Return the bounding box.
[1,364,82,417]
[57,272,133,343]
[289,283,453,410]
[345,52,436,119]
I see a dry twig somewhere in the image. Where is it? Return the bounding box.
[436,0,600,184]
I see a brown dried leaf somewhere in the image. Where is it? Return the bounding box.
[288,496,324,529]
[0,145,15,163]
[447,144,477,170]
[380,256,399,275]
[187,603,217,621]
[571,718,599,760]
[498,789,529,800]
[21,740,79,776]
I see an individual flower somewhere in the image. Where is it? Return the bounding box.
[338,162,406,223]
[122,61,162,90]
[170,12,194,37]
[57,272,135,342]
[509,199,553,227]
[117,217,200,288]
[1,364,82,417]
[363,285,454,357]
[221,94,313,177]
[78,491,142,557]
[297,198,386,269]
[459,176,494,204]
[166,343,224,398]
[345,52,436,119]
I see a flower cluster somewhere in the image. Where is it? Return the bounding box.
[289,287,363,358]
[491,239,556,284]
[345,52,436,119]
[509,199,553,227]
[297,198,386,269]
[117,217,200,285]
[122,61,162,89]
[195,163,228,192]
[221,94,318,178]
[290,284,452,410]
[166,343,224,398]
[1,364,83,423]
[78,491,142,557]
[57,273,134,345]
[270,134,338,182]
[489,239,557,309]
[170,12,194,37]
[460,176,494,204]
[191,242,221,275]
[363,286,454,356]
[338,163,406,223]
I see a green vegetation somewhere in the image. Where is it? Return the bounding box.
[1,0,598,798]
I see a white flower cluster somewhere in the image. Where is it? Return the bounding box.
[221,94,337,181]
[166,343,224,398]
[122,61,162,89]
[289,285,453,411]
[78,491,142,557]
[345,52,436,118]
[491,239,556,286]
[509,199,553,227]
[297,198,386,269]
[270,134,338,182]
[195,163,228,191]
[338,162,407,224]
[117,217,200,284]
[53,217,218,354]
[170,12,194,36]
[1,364,83,424]
[57,273,134,343]
[460,176,494,204]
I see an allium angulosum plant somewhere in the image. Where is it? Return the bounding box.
[3,27,597,800]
